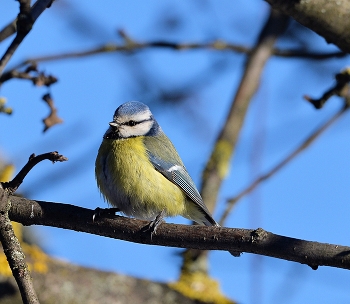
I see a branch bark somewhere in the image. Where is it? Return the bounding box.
[0,186,40,304]
[265,0,350,53]
[7,195,350,271]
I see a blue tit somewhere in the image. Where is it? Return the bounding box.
[95,101,219,229]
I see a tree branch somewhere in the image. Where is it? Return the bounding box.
[201,9,289,221]
[0,151,67,303]
[220,105,349,225]
[265,0,350,53]
[0,62,58,86]
[0,186,40,304]
[0,0,54,76]
[179,8,290,277]
[304,68,350,109]
[1,151,67,194]
[7,39,345,69]
[6,195,350,271]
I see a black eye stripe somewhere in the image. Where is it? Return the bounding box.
[123,118,152,126]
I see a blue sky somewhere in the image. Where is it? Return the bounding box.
[1,1,350,303]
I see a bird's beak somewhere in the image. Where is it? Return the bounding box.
[109,122,119,128]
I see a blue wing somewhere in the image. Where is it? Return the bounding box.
[147,152,218,226]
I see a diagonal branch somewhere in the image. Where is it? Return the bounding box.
[0,0,54,76]
[220,105,349,225]
[7,195,350,271]
[304,68,350,109]
[200,9,289,216]
[179,8,290,277]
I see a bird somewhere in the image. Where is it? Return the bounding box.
[95,101,219,232]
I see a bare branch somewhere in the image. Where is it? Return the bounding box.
[7,195,350,271]
[0,20,17,43]
[220,105,349,225]
[201,9,289,217]
[304,68,350,109]
[11,41,346,68]
[1,151,67,194]
[180,9,290,276]
[3,27,345,74]
[0,63,58,86]
[0,186,39,304]
[0,0,54,76]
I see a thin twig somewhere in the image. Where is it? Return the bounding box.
[219,105,349,225]
[0,0,54,76]
[304,68,350,109]
[4,37,346,74]
[15,43,347,67]
[7,196,350,271]
[1,151,68,194]
[0,65,58,86]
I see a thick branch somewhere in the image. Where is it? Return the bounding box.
[180,8,290,276]
[265,0,350,53]
[7,196,350,271]
[201,9,289,217]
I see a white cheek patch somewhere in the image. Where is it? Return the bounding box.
[119,119,153,137]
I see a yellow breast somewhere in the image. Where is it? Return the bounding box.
[95,136,186,220]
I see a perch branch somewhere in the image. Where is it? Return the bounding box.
[6,196,350,271]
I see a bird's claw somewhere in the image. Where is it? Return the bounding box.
[141,210,166,239]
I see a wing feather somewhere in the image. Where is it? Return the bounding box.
[147,152,217,225]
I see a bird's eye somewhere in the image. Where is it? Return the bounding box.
[126,120,136,126]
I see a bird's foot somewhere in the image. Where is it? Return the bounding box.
[92,207,120,222]
[142,210,166,239]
